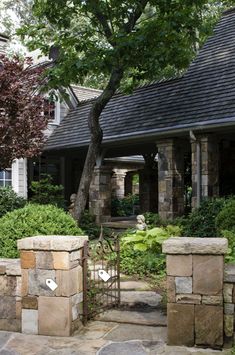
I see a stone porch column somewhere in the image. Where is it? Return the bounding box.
[157,139,185,220]
[111,169,127,199]
[191,134,219,208]
[89,166,112,224]
[139,167,158,213]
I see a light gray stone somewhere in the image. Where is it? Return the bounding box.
[22,309,38,334]
[18,235,88,251]
[5,261,21,276]
[72,292,83,306]
[120,291,161,307]
[98,309,166,326]
[98,341,147,355]
[162,237,228,255]
[223,283,233,303]
[28,269,56,296]
[224,303,234,315]
[175,277,192,294]
[224,264,235,283]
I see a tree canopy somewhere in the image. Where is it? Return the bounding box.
[17,0,235,220]
[0,55,50,169]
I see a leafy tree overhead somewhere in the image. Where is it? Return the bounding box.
[0,55,50,169]
[19,0,233,221]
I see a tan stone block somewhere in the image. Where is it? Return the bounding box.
[52,251,70,270]
[195,305,223,347]
[56,266,82,297]
[224,283,233,303]
[20,251,36,269]
[38,296,71,336]
[0,275,17,296]
[21,269,28,297]
[0,319,21,332]
[167,303,194,346]
[176,294,201,304]
[36,252,53,269]
[22,296,38,310]
[0,296,16,319]
[0,265,6,275]
[167,255,192,277]
[16,301,22,319]
[201,295,223,306]
[193,255,223,295]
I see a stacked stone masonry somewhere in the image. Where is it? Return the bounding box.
[17,235,88,337]
[223,264,235,346]
[163,237,228,349]
[0,259,21,332]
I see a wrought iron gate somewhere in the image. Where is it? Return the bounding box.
[82,233,120,324]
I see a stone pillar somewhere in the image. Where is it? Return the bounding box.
[139,167,158,213]
[111,169,127,199]
[157,139,185,219]
[223,264,235,347]
[18,235,88,337]
[0,259,21,332]
[163,237,228,348]
[89,166,112,223]
[191,134,219,208]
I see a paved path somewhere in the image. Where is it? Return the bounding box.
[0,280,232,354]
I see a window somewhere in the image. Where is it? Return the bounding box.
[0,169,12,187]
[44,99,55,121]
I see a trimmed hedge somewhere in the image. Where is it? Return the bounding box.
[0,203,83,258]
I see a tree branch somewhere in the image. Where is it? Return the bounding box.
[124,0,149,33]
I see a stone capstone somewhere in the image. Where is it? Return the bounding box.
[163,237,228,255]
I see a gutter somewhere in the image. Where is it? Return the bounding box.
[45,116,235,151]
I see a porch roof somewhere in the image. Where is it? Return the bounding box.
[45,8,235,152]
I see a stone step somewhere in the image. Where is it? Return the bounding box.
[120,280,151,291]
[120,291,162,307]
[96,309,167,326]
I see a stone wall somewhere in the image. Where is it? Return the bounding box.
[163,237,228,349]
[0,259,22,332]
[18,235,87,336]
[223,264,235,346]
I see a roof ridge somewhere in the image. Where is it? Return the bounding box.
[71,84,102,92]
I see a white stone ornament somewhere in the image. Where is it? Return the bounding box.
[46,278,58,291]
[98,270,111,282]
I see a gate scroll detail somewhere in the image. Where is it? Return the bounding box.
[82,234,120,324]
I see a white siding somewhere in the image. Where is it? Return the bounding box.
[12,159,28,198]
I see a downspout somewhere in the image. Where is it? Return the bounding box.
[196,140,201,207]
[190,131,201,207]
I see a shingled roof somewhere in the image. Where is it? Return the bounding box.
[45,8,235,151]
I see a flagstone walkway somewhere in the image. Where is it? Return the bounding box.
[0,279,232,354]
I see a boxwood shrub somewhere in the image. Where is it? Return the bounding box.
[0,187,26,218]
[0,204,83,258]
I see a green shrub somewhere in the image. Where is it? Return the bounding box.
[0,187,26,218]
[182,198,226,238]
[29,174,65,208]
[79,210,102,240]
[0,204,83,258]
[143,212,165,228]
[216,199,235,232]
[111,194,139,216]
[221,229,235,263]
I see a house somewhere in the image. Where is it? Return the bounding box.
[42,7,235,222]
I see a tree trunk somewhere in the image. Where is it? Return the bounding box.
[73,67,124,222]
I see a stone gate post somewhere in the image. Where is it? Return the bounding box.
[18,235,88,337]
[162,237,228,348]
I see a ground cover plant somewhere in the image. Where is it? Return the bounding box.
[0,203,83,258]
